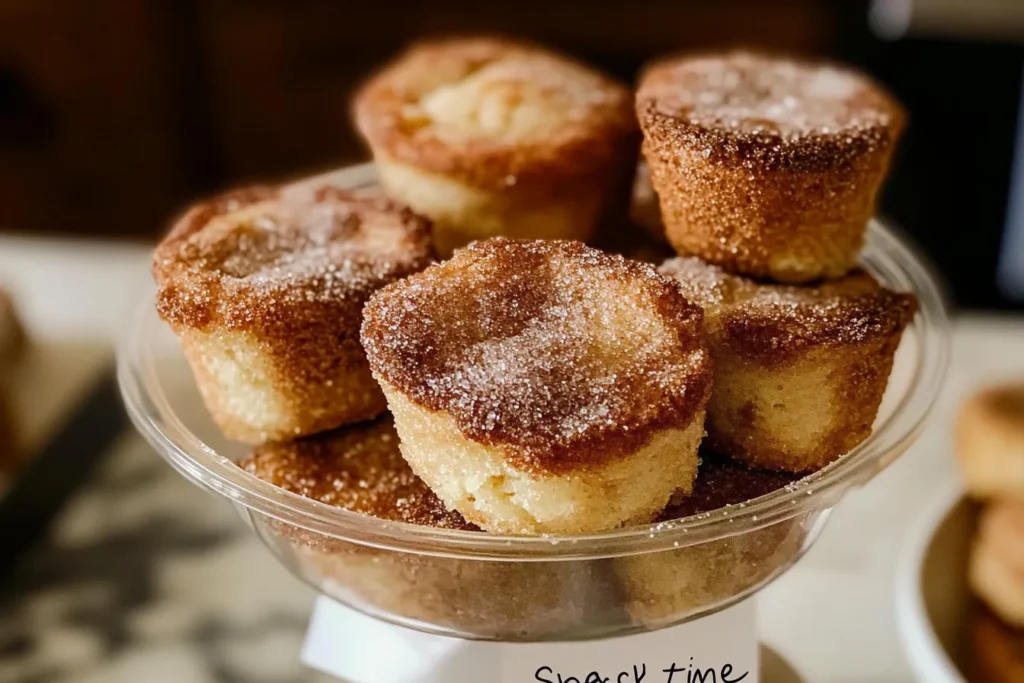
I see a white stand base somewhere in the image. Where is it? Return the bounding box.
[302,597,759,683]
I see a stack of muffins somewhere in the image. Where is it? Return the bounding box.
[957,384,1024,682]
[153,37,917,636]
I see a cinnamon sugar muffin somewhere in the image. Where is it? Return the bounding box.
[353,37,638,256]
[971,501,1024,629]
[957,383,1024,500]
[240,417,608,639]
[660,256,916,472]
[154,185,434,443]
[361,238,712,534]
[638,52,904,283]
[616,451,807,625]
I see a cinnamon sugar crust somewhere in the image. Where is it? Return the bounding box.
[240,416,475,530]
[154,184,433,386]
[660,256,915,472]
[637,51,903,172]
[154,185,434,335]
[353,36,637,192]
[638,52,904,283]
[153,184,434,441]
[659,256,917,367]
[361,238,712,475]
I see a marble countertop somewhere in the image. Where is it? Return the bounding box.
[1,235,1022,683]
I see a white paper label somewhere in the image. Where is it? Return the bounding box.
[302,597,759,683]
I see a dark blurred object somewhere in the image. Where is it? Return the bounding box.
[870,0,1024,42]
[0,286,24,371]
[0,372,124,579]
[0,2,190,238]
[840,1,1024,310]
[0,285,23,474]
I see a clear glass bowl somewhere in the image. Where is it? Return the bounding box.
[119,163,951,642]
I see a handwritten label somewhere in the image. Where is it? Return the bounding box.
[302,597,758,683]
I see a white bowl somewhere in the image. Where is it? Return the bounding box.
[896,486,977,682]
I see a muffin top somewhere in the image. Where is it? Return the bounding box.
[240,416,476,530]
[637,51,903,171]
[361,238,712,474]
[353,37,637,190]
[659,256,916,364]
[153,184,434,333]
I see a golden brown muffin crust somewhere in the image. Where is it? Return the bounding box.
[353,36,637,191]
[658,450,801,521]
[240,416,476,530]
[659,256,917,367]
[637,51,904,173]
[362,238,712,475]
[154,185,434,332]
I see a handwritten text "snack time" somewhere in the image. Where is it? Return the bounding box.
[534,661,749,683]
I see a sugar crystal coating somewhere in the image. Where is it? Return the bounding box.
[153,184,435,334]
[240,416,475,530]
[659,256,917,365]
[354,36,637,190]
[361,238,712,474]
[637,51,903,172]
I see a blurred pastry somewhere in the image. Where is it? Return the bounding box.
[240,416,607,639]
[154,184,434,443]
[660,256,916,472]
[361,238,712,534]
[971,500,1024,629]
[615,451,805,625]
[957,383,1024,500]
[971,606,1024,683]
[353,36,638,256]
[0,286,25,372]
[638,51,904,283]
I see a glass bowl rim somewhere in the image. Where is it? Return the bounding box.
[118,162,951,561]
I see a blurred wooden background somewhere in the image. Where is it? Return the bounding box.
[3,0,1024,310]
[0,0,836,239]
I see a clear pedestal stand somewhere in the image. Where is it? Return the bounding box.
[119,163,950,683]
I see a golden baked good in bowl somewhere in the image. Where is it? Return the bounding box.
[361,238,712,534]
[970,500,1024,629]
[956,383,1024,500]
[660,256,916,472]
[638,51,904,283]
[615,451,808,626]
[153,184,434,443]
[240,416,609,639]
[353,37,638,256]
